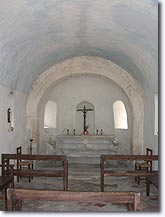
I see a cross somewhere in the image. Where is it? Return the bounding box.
[77,105,93,133]
[7,108,11,123]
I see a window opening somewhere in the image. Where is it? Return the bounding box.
[44,101,57,128]
[113,100,128,129]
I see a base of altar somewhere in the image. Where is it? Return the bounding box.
[56,134,119,164]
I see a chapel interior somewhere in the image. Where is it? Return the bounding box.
[0,0,158,212]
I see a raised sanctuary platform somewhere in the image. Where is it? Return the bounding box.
[56,135,119,164]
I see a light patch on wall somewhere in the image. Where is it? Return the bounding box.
[154,93,158,135]
[113,100,128,129]
[44,100,57,128]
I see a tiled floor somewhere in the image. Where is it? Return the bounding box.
[0,163,159,212]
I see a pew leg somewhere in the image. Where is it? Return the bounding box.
[137,176,140,185]
[63,161,68,190]
[146,177,150,196]
[137,166,141,184]
[31,162,33,179]
[127,203,134,211]
[6,189,13,211]
[28,164,31,183]
[4,187,8,211]
[100,174,104,192]
[63,174,68,190]
[14,199,22,211]
[17,176,19,182]
[135,164,141,184]
[100,160,105,192]
[135,163,137,182]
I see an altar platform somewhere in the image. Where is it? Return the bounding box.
[56,134,119,164]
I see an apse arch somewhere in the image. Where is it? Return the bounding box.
[26,56,144,154]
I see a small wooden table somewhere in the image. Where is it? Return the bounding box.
[0,176,14,210]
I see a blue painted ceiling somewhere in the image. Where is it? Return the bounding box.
[0,0,158,93]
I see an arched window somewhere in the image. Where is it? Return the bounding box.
[44,101,57,128]
[113,100,128,129]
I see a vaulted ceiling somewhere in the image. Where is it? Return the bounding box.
[0,0,158,93]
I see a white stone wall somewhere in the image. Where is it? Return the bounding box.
[0,84,28,163]
[38,75,132,155]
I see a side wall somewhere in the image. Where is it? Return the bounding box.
[143,87,158,169]
[0,84,27,163]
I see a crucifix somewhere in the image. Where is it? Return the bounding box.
[7,108,11,123]
[77,105,93,134]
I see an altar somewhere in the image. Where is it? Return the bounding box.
[56,134,119,164]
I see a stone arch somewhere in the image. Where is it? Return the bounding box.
[26,56,144,154]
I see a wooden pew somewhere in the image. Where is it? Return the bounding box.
[135,148,153,184]
[0,163,14,209]
[16,146,34,182]
[7,188,140,211]
[100,155,158,194]
[2,154,68,190]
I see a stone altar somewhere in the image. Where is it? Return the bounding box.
[56,134,119,164]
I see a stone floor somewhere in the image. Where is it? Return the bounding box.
[0,163,159,212]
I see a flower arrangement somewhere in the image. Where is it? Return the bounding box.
[84,125,89,134]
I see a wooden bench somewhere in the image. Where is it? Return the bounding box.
[7,188,140,211]
[100,155,158,194]
[2,154,68,190]
[0,163,14,210]
[146,175,158,196]
[16,146,34,182]
[135,148,153,184]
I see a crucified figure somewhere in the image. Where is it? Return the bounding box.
[77,105,93,134]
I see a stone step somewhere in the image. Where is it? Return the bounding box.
[57,149,118,158]
[67,156,100,164]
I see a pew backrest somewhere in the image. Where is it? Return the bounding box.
[2,154,68,190]
[7,188,140,211]
[100,155,159,192]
